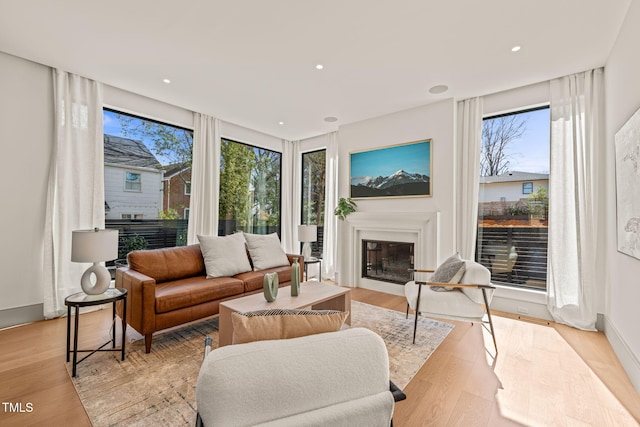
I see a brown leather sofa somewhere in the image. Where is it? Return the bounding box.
[115,244,303,353]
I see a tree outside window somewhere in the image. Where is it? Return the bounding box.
[218,139,281,237]
[301,150,326,257]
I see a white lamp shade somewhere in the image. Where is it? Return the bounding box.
[71,228,119,263]
[298,225,317,242]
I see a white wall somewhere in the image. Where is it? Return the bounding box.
[0,52,52,323]
[336,99,456,288]
[604,0,640,390]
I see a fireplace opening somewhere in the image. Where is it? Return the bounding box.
[362,239,414,285]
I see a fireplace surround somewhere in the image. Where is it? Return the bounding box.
[342,212,440,296]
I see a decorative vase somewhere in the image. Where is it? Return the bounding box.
[291,257,300,296]
[263,272,279,302]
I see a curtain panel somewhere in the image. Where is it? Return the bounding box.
[322,132,339,280]
[455,97,483,260]
[187,114,221,244]
[43,70,104,318]
[547,68,604,330]
[281,140,301,253]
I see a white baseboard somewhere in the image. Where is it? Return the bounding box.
[0,304,44,330]
[604,315,640,393]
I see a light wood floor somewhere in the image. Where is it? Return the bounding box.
[1,287,639,426]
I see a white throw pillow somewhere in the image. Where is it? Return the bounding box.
[198,233,252,278]
[243,232,290,271]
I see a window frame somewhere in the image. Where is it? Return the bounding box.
[522,182,533,194]
[300,148,327,257]
[124,171,142,192]
[478,105,550,292]
[184,181,191,196]
[218,138,283,237]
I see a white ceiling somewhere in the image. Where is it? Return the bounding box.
[0,0,631,141]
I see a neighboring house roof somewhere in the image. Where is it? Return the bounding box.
[104,135,162,169]
[162,163,190,180]
[480,171,549,184]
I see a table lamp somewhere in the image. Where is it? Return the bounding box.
[71,228,119,295]
[298,224,317,260]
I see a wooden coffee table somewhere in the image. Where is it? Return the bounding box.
[218,281,351,347]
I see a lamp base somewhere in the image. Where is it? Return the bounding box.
[302,242,312,260]
[81,262,111,295]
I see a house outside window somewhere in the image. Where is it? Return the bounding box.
[301,149,326,257]
[477,106,550,291]
[103,109,193,262]
[125,171,142,192]
[218,138,282,237]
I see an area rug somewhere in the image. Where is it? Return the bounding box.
[67,301,453,426]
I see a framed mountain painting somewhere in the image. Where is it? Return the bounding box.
[350,139,432,199]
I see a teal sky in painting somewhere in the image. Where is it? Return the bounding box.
[350,140,430,185]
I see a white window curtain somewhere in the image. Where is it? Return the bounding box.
[547,68,604,330]
[43,69,104,319]
[322,132,339,280]
[281,140,301,253]
[455,97,483,260]
[187,114,221,244]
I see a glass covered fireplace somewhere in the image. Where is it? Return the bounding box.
[361,239,414,285]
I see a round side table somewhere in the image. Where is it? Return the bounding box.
[304,257,322,282]
[65,288,127,377]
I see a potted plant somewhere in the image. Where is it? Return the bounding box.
[334,197,357,220]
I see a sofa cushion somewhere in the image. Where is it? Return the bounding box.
[243,232,290,270]
[231,308,348,344]
[198,233,252,278]
[127,244,205,283]
[235,265,293,293]
[155,276,244,314]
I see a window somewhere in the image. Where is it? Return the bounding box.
[184,181,191,195]
[184,208,190,220]
[477,106,550,291]
[103,108,193,260]
[218,139,282,237]
[125,171,141,192]
[301,149,326,257]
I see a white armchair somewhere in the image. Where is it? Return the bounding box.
[405,259,497,352]
[195,328,405,427]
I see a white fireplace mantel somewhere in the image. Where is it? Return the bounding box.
[341,211,440,295]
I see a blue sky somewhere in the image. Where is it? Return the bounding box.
[351,140,430,185]
[103,109,177,165]
[497,107,550,174]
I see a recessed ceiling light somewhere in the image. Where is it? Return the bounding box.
[279,121,284,125]
[511,46,521,52]
[324,116,338,123]
[316,64,324,70]
[163,78,171,83]
[428,85,448,94]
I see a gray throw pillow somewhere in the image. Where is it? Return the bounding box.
[243,232,290,271]
[430,253,466,291]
